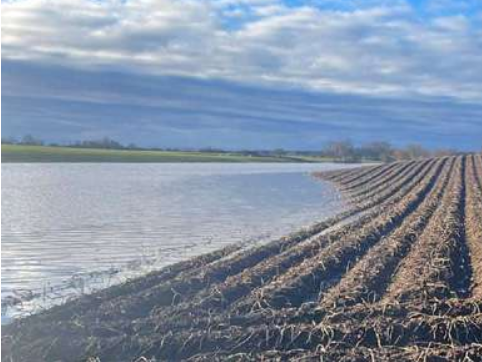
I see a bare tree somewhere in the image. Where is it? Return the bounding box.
[323,140,357,162]
[360,141,394,162]
[20,134,44,146]
[405,143,430,159]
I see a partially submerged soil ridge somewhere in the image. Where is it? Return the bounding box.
[3,155,482,361]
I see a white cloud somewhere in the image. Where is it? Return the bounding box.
[2,0,482,101]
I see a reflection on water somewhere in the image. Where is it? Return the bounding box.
[1,162,354,320]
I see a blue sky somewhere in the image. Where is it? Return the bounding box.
[2,0,482,150]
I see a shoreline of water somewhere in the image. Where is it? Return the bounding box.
[1,163,358,322]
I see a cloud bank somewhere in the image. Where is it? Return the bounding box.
[2,0,482,149]
[3,60,482,150]
[3,0,482,100]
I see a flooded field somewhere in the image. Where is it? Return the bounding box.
[1,162,352,320]
[4,156,482,361]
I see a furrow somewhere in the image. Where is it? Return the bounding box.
[343,160,417,196]
[348,159,430,203]
[228,157,444,312]
[383,156,469,304]
[138,313,482,361]
[188,345,482,362]
[315,165,377,184]
[332,164,386,185]
[464,155,482,298]
[319,157,452,309]
[473,153,482,191]
[339,162,405,191]
[345,158,435,212]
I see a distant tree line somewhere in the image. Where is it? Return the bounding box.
[319,140,460,162]
[2,135,136,150]
[1,135,464,162]
[2,134,46,146]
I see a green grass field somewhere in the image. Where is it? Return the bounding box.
[1,144,330,163]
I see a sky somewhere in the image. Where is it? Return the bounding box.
[2,0,482,150]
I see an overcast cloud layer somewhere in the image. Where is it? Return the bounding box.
[2,0,482,149]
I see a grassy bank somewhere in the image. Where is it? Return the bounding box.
[1,144,331,163]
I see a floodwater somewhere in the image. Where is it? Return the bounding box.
[1,162,355,321]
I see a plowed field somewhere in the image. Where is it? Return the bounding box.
[3,155,482,361]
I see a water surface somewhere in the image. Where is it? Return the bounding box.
[2,163,354,320]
